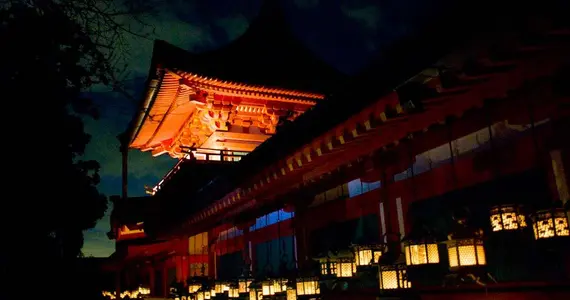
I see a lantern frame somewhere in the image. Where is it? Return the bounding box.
[213,281,223,294]
[531,208,570,240]
[334,257,356,278]
[238,275,253,294]
[295,277,320,296]
[315,256,335,277]
[402,239,440,266]
[228,282,239,298]
[352,244,385,266]
[445,237,486,270]
[273,278,288,294]
[261,278,277,296]
[187,281,202,294]
[286,280,297,300]
[378,263,411,290]
[195,290,204,300]
[489,204,528,232]
[248,280,263,300]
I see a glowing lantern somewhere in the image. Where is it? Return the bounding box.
[261,279,276,296]
[352,244,384,266]
[286,281,297,300]
[188,281,201,294]
[273,278,287,294]
[238,276,253,293]
[214,282,223,294]
[314,250,355,277]
[196,289,209,300]
[295,277,320,296]
[489,204,527,232]
[337,257,356,277]
[446,238,486,269]
[228,283,239,298]
[402,239,440,266]
[379,263,411,290]
[248,281,263,300]
[531,208,570,239]
[314,256,334,276]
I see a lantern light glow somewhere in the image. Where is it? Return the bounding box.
[489,205,527,232]
[228,283,239,298]
[446,238,486,269]
[296,277,320,296]
[531,208,570,239]
[403,240,440,266]
[379,264,412,290]
[352,244,384,266]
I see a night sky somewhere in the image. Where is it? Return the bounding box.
[81,0,441,257]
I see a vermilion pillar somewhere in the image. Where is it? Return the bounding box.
[294,206,310,270]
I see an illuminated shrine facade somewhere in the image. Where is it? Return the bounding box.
[106,3,570,300]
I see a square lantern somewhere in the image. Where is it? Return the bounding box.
[196,291,204,300]
[334,257,356,278]
[188,282,201,294]
[286,281,297,300]
[445,238,486,269]
[316,257,335,276]
[238,276,253,293]
[273,278,287,294]
[403,239,440,266]
[489,204,527,232]
[249,281,263,300]
[228,283,239,298]
[261,279,276,296]
[214,282,223,294]
[352,244,385,266]
[196,289,211,300]
[296,277,320,296]
[379,264,411,290]
[531,208,570,239]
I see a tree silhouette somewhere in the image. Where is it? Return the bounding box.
[0,1,153,299]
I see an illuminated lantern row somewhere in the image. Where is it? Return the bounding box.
[489,204,527,232]
[531,208,570,239]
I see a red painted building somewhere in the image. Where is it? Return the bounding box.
[106,1,570,299]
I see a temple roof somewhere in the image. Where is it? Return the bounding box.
[126,0,346,154]
[149,0,346,94]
